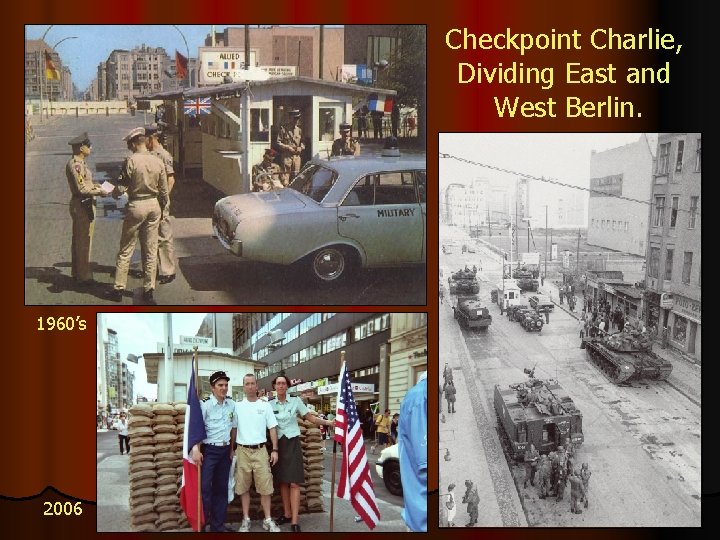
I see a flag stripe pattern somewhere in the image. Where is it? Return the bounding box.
[179,357,207,532]
[334,362,380,529]
[367,93,394,113]
[45,51,60,80]
[176,50,188,80]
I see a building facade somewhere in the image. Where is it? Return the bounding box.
[644,133,701,360]
[587,134,657,256]
[25,39,73,102]
[387,313,428,413]
[104,328,135,410]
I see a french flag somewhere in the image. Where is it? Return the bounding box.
[179,358,207,532]
[367,93,394,113]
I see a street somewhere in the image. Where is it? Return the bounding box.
[96,430,406,532]
[439,240,701,527]
[25,115,425,305]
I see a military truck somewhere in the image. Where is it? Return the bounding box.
[448,268,480,295]
[520,311,544,332]
[508,303,531,322]
[453,296,492,330]
[494,370,584,462]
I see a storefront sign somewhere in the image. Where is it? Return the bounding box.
[590,174,623,197]
[660,293,674,309]
[180,335,213,347]
[672,295,701,323]
[318,382,375,395]
[296,377,329,392]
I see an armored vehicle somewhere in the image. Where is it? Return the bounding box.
[494,370,584,462]
[508,303,531,322]
[453,296,492,330]
[582,328,673,383]
[515,270,539,292]
[448,268,479,294]
[521,311,544,332]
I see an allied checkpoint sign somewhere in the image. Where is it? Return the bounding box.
[198,47,259,85]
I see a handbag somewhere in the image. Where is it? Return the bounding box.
[80,197,95,222]
[445,496,454,510]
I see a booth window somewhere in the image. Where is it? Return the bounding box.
[251,108,270,142]
[319,104,341,141]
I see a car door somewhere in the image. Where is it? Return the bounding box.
[338,169,425,265]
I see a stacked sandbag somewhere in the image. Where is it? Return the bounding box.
[152,402,184,531]
[128,403,158,532]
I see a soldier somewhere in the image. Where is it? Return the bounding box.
[523,443,540,488]
[276,109,304,185]
[569,471,586,514]
[444,381,456,414]
[537,455,552,499]
[65,132,109,285]
[331,122,360,156]
[564,437,575,473]
[580,463,592,508]
[462,480,479,526]
[555,463,568,501]
[559,287,564,304]
[252,148,283,192]
[105,127,168,305]
[547,450,558,496]
[145,125,176,285]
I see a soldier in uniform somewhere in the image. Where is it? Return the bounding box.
[523,443,540,488]
[569,471,586,514]
[330,122,360,156]
[444,381,456,413]
[145,125,176,285]
[276,109,305,185]
[252,148,283,192]
[555,446,568,501]
[548,450,559,496]
[537,455,552,499]
[580,462,592,508]
[191,371,237,532]
[105,127,168,305]
[462,480,479,526]
[65,133,109,285]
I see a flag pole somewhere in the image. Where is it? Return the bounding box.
[329,350,345,532]
[193,345,202,532]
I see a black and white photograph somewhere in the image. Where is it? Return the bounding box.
[438,133,701,527]
[25,25,426,305]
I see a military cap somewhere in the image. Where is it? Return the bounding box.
[448,483,456,491]
[288,109,301,117]
[339,122,351,132]
[464,480,472,487]
[263,148,277,157]
[144,124,161,137]
[209,371,230,385]
[123,126,145,142]
[68,132,91,147]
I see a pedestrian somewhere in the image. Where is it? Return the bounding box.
[399,370,427,532]
[105,127,168,305]
[618,313,625,332]
[371,110,384,139]
[375,409,392,448]
[356,105,369,138]
[579,316,586,339]
[252,148,283,192]
[523,443,540,488]
[145,125,176,285]
[446,484,456,526]
[270,374,334,532]
[580,462,592,508]
[559,288,564,304]
[390,413,400,445]
[330,122,360,156]
[391,103,400,137]
[569,472,586,514]
[444,381,456,413]
[544,308,550,325]
[440,285,444,304]
[234,374,280,532]
[192,371,237,533]
[462,480,479,526]
[113,412,130,455]
[276,109,304,185]
[65,132,110,286]
[661,325,669,349]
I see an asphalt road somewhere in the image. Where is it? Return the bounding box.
[25,115,425,305]
[439,244,701,527]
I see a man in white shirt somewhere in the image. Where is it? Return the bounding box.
[113,412,130,454]
[234,374,280,532]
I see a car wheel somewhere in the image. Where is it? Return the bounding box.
[307,246,356,283]
[383,460,403,496]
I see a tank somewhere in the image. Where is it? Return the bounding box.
[453,296,492,330]
[494,370,584,462]
[583,328,673,383]
[515,270,538,292]
[448,268,479,294]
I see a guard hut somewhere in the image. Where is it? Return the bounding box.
[149,77,396,195]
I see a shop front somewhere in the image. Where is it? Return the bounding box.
[608,284,642,320]
[669,294,701,360]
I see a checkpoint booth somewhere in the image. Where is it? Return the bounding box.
[150,77,397,195]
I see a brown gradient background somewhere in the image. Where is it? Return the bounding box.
[8,0,707,536]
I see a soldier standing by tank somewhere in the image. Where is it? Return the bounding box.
[276,109,304,185]
[105,127,167,305]
[444,381,456,414]
[580,463,591,508]
[547,450,559,496]
[145,125,176,285]
[569,471,585,514]
[523,443,540,488]
[537,455,551,499]
[330,122,360,156]
[65,132,109,285]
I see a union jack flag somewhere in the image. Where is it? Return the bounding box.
[334,361,380,529]
[183,97,212,116]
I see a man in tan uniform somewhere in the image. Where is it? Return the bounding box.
[276,109,304,185]
[145,125,176,284]
[331,122,360,156]
[251,148,283,192]
[105,127,168,304]
[65,132,109,285]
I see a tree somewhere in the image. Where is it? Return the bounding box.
[383,25,426,145]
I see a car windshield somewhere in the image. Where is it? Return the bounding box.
[288,163,338,203]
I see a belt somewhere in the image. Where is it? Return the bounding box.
[129,194,157,201]
[205,441,230,447]
[238,443,266,449]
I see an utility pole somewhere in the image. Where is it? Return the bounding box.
[576,228,581,277]
[544,205,548,281]
[487,207,491,237]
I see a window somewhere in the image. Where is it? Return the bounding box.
[682,252,693,284]
[653,196,665,227]
[250,108,270,142]
[366,36,401,67]
[344,171,419,206]
[675,140,684,172]
[612,220,616,230]
[688,196,698,229]
[624,221,629,231]
[318,104,341,141]
[665,249,673,280]
[672,316,687,344]
[648,247,660,278]
[695,138,701,172]
[657,142,670,174]
[670,196,679,228]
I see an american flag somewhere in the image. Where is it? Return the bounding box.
[334,362,380,529]
[183,97,212,117]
